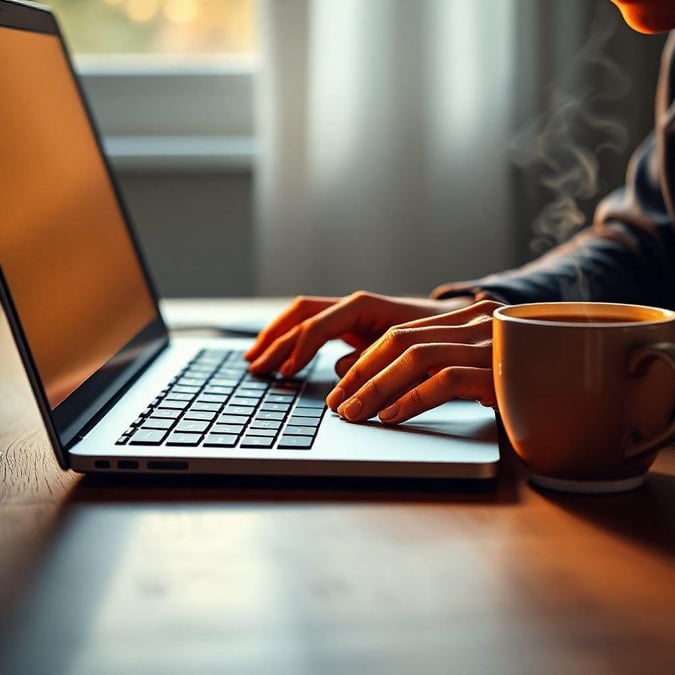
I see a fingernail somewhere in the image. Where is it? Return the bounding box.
[339,397,363,420]
[379,404,399,422]
[244,341,260,358]
[326,386,346,410]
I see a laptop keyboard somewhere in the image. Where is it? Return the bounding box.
[116,349,329,451]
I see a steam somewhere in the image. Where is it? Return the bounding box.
[512,8,630,258]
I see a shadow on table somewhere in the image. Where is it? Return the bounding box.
[71,459,521,506]
[533,467,675,560]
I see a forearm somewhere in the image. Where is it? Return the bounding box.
[434,224,675,308]
[434,134,675,310]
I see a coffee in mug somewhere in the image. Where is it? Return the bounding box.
[492,302,675,493]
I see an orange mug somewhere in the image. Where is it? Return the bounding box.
[492,302,675,493]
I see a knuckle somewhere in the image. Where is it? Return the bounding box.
[300,316,317,334]
[404,343,427,366]
[465,312,495,337]
[348,290,372,305]
[405,387,425,409]
[362,378,382,399]
[438,367,464,390]
[474,299,503,314]
[345,362,365,385]
[384,327,409,349]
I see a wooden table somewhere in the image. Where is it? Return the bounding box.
[1,299,674,675]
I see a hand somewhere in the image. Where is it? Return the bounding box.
[325,299,504,424]
[244,291,474,377]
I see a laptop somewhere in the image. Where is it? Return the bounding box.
[0,0,499,480]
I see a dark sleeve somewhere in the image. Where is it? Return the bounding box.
[432,133,675,310]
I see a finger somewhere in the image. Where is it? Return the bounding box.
[281,292,392,376]
[328,326,491,411]
[378,367,496,424]
[354,308,495,369]
[250,297,371,376]
[248,325,301,375]
[400,299,503,330]
[334,350,362,378]
[244,296,336,362]
[336,341,492,421]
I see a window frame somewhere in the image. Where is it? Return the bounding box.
[77,56,257,171]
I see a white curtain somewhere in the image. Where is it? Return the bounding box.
[253,0,661,297]
[254,0,515,296]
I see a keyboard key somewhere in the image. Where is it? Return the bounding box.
[292,407,324,418]
[249,419,283,431]
[183,410,218,422]
[256,411,285,422]
[197,394,230,404]
[190,402,221,412]
[175,420,210,433]
[234,386,265,396]
[269,383,301,393]
[167,432,203,446]
[278,435,313,450]
[141,418,174,431]
[260,402,291,413]
[116,435,130,445]
[298,382,332,408]
[296,397,326,409]
[204,433,238,447]
[204,386,234,395]
[284,425,316,436]
[185,365,216,375]
[170,385,201,395]
[212,423,245,435]
[178,377,208,387]
[150,408,182,420]
[288,416,321,428]
[130,429,167,445]
[218,368,246,379]
[163,393,194,402]
[223,405,255,417]
[201,348,229,359]
[244,373,268,382]
[209,378,240,388]
[243,427,277,437]
[158,399,189,410]
[230,396,262,407]
[239,381,268,391]
[266,394,296,403]
[218,414,250,425]
[241,435,275,449]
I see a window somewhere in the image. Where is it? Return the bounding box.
[42,0,258,170]
[44,0,257,55]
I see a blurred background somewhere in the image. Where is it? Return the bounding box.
[44,0,666,298]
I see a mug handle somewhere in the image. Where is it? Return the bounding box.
[624,342,675,461]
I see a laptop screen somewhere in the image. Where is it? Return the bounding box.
[0,24,159,411]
